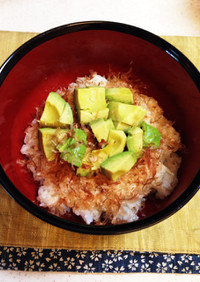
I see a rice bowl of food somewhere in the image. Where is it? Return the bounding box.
[0,21,200,234]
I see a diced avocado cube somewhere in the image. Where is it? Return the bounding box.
[40,103,60,127]
[107,129,126,156]
[96,108,109,120]
[38,128,68,161]
[127,126,138,136]
[39,128,57,161]
[127,126,143,156]
[141,121,161,148]
[90,118,114,142]
[90,149,109,171]
[108,101,146,126]
[40,92,73,127]
[76,147,92,176]
[76,147,109,175]
[96,129,127,158]
[75,87,107,124]
[74,87,107,112]
[99,142,113,156]
[59,102,73,125]
[79,110,95,124]
[76,147,93,176]
[101,151,137,181]
[113,121,131,131]
[79,108,109,124]
[76,127,127,176]
[79,110,96,124]
[105,88,133,104]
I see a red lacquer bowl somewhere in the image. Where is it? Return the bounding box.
[0,21,200,234]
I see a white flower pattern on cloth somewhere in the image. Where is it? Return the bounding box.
[0,247,200,273]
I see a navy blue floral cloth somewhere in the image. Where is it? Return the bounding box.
[0,247,200,273]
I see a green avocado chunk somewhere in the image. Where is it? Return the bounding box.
[76,148,108,176]
[57,128,87,167]
[79,108,109,124]
[38,128,68,161]
[141,121,161,148]
[74,87,107,111]
[40,92,73,127]
[108,101,146,126]
[101,151,137,181]
[113,121,131,131]
[96,108,109,119]
[76,127,128,177]
[74,87,108,124]
[126,126,143,156]
[77,131,128,176]
[79,110,95,124]
[76,148,92,176]
[107,129,126,156]
[105,88,133,104]
[59,102,73,126]
[90,118,114,142]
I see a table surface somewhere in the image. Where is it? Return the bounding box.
[0,0,200,36]
[0,0,200,281]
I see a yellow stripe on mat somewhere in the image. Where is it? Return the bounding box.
[0,31,200,254]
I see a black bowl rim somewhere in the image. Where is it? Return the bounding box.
[0,20,200,235]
